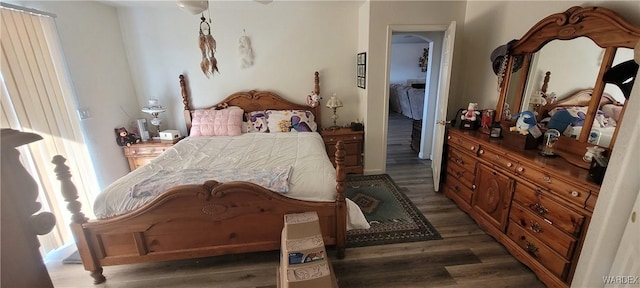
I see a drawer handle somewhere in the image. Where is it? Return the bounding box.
[494,155,501,160]
[517,166,524,172]
[455,172,463,178]
[470,146,476,151]
[532,203,549,216]
[456,157,464,165]
[479,149,484,154]
[507,162,513,167]
[453,186,460,193]
[525,242,539,258]
[530,222,543,233]
[131,150,137,154]
[571,191,579,197]
[472,184,476,190]
[447,136,451,140]
[543,175,552,184]
[352,136,357,139]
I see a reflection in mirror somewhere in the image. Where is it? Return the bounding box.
[586,48,634,148]
[520,37,604,114]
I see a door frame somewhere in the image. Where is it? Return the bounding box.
[382,24,449,171]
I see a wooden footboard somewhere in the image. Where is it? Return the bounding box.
[53,142,347,284]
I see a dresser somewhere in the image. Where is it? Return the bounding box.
[123,138,181,170]
[319,128,364,174]
[443,128,599,287]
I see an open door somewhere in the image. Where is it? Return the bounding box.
[431,21,456,192]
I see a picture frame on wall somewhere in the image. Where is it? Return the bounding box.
[357,52,366,89]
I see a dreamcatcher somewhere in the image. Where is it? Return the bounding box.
[199,15,219,78]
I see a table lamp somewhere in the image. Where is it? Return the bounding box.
[141,99,167,137]
[326,93,343,129]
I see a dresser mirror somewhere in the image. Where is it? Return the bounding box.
[495,6,640,159]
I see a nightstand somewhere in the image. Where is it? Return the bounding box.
[320,128,364,174]
[123,138,181,171]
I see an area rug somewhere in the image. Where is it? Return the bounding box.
[346,174,441,247]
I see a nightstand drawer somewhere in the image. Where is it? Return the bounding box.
[123,139,180,171]
[124,146,169,156]
[326,142,360,157]
[323,133,363,143]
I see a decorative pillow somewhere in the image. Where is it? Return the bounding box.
[190,106,244,136]
[246,111,269,133]
[265,110,317,132]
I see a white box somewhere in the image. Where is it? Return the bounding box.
[159,130,181,140]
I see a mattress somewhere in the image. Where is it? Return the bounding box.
[93,132,370,230]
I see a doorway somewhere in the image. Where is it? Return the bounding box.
[385,27,445,173]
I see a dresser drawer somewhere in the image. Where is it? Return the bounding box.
[513,183,585,236]
[444,174,474,205]
[515,162,590,208]
[447,132,479,155]
[446,161,475,190]
[478,146,518,173]
[124,146,170,157]
[507,221,570,280]
[323,133,363,143]
[447,147,477,174]
[510,202,577,259]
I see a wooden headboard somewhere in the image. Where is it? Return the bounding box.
[180,72,322,133]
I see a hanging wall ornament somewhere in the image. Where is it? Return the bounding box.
[237,29,254,69]
[199,15,219,78]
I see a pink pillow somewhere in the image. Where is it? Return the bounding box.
[190,106,244,136]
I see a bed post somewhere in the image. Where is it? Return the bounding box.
[334,141,347,259]
[53,156,106,284]
[180,75,192,134]
[314,71,322,130]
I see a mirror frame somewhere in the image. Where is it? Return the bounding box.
[495,6,640,158]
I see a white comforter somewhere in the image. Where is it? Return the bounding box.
[93,132,370,230]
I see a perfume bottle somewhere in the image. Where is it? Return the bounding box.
[540,129,560,156]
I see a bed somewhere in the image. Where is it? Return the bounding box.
[55,72,367,284]
[538,88,624,147]
[389,82,425,120]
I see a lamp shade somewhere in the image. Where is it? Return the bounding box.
[141,99,167,114]
[326,94,343,109]
[177,0,209,15]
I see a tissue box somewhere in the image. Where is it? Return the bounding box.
[159,130,181,141]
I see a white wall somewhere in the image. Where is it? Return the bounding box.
[390,42,428,84]
[25,1,139,190]
[364,1,467,174]
[117,1,362,136]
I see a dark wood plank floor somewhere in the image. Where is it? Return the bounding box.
[45,113,544,287]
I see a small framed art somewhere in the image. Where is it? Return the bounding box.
[357,52,366,89]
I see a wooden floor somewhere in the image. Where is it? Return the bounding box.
[45,113,544,287]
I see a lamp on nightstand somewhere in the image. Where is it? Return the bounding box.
[326,93,343,130]
[141,99,167,138]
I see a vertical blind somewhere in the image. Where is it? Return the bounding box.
[1,6,99,254]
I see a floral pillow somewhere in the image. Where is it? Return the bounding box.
[245,111,269,133]
[265,110,317,132]
[190,106,244,137]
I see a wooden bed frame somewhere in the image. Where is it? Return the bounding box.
[56,71,348,284]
